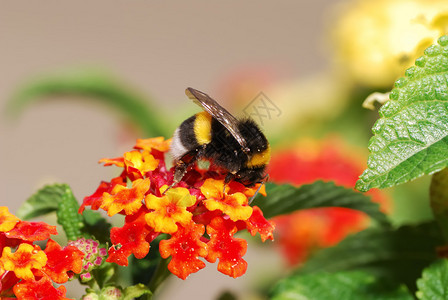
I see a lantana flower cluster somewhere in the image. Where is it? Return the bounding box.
[0,207,84,299]
[79,137,275,279]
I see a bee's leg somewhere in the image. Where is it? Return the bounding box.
[223,172,236,195]
[248,174,269,205]
[163,149,200,195]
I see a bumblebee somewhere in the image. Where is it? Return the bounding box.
[170,87,270,189]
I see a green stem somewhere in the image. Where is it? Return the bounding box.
[430,168,448,242]
[146,258,171,299]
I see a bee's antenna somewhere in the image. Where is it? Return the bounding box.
[161,183,174,195]
[248,174,269,205]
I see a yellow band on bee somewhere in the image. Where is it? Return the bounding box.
[247,145,271,167]
[194,112,212,145]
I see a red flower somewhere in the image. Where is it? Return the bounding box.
[79,176,125,213]
[268,137,389,265]
[245,206,275,242]
[5,221,57,242]
[0,271,18,298]
[107,207,157,266]
[13,277,69,300]
[159,222,208,280]
[42,239,84,284]
[206,216,248,278]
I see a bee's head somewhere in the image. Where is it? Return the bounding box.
[235,166,266,187]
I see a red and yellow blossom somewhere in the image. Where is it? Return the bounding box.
[0,243,47,281]
[0,210,84,298]
[107,207,156,266]
[159,222,208,280]
[80,137,275,279]
[13,276,69,300]
[78,177,125,213]
[145,186,197,234]
[124,150,159,179]
[206,216,248,278]
[201,179,253,222]
[244,206,275,242]
[100,178,151,216]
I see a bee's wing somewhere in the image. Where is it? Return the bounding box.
[186,87,249,152]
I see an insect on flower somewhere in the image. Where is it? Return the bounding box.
[169,88,271,196]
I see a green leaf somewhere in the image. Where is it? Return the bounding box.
[7,69,171,137]
[17,184,67,220]
[123,284,152,300]
[357,35,448,192]
[81,210,112,244]
[271,271,413,300]
[416,259,448,300]
[296,222,444,292]
[252,181,389,226]
[56,185,84,241]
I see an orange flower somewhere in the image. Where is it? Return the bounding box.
[42,239,84,284]
[124,150,158,179]
[0,243,47,280]
[13,276,69,300]
[79,176,125,213]
[206,216,248,278]
[145,186,197,234]
[134,137,171,153]
[159,222,208,279]
[201,179,253,222]
[99,157,124,168]
[0,207,19,233]
[101,178,151,216]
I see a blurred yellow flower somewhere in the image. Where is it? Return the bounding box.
[330,0,448,87]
